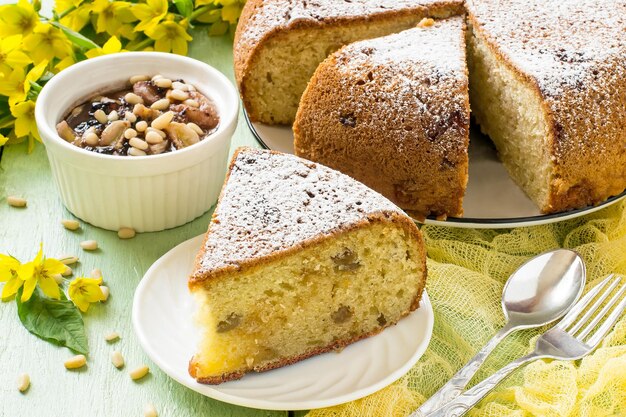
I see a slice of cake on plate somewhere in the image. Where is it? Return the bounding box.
[466,0,626,213]
[188,147,427,384]
[234,0,464,125]
[294,17,470,220]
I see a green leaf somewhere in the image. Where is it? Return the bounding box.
[16,288,89,355]
[49,21,99,51]
[174,0,194,18]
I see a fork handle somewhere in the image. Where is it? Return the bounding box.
[416,324,516,414]
[421,353,540,417]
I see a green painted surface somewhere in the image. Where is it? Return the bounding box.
[0,32,285,417]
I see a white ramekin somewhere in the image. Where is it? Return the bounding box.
[35,52,238,232]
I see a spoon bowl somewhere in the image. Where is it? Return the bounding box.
[503,249,586,328]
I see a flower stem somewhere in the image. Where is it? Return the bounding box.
[128,37,154,51]
[55,5,77,21]
[189,5,211,22]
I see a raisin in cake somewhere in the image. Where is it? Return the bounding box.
[234,0,464,125]
[294,17,470,220]
[188,147,427,384]
[466,0,626,213]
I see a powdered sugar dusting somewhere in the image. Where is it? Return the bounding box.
[237,0,463,58]
[467,0,626,99]
[195,148,403,274]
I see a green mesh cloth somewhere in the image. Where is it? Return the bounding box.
[306,200,626,417]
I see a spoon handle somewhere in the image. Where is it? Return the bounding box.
[415,323,515,415]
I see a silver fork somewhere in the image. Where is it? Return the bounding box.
[415,274,626,417]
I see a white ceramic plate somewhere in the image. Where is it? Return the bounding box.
[245,114,626,229]
[132,234,434,410]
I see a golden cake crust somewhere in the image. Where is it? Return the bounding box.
[234,0,465,123]
[466,0,626,213]
[293,17,470,219]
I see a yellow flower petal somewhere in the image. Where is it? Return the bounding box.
[20,277,37,302]
[0,133,7,146]
[38,275,61,299]
[1,275,23,300]
[17,262,35,282]
[42,258,67,276]
[102,36,122,54]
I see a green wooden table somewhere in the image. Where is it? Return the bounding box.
[0,32,287,417]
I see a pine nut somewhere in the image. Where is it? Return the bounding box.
[100,285,109,301]
[94,109,108,124]
[17,373,30,393]
[80,240,98,251]
[105,331,120,342]
[84,132,99,146]
[91,268,102,278]
[59,255,78,265]
[145,131,164,145]
[61,265,73,276]
[143,403,158,417]
[7,196,27,207]
[64,355,86,369]
[170,89,189,101]
[151,111,174,130]
[118,227,136,239]
[154,78,172,88]
[187,123,204,135]
[172,81,187,91]
[183,99,199,108]
[124,128,137,139]
[129,365,149,381]
[130,75,149,84]
[147,127,166,138]
[61,219,80,230]
[125,92,144,105]
[128,148,147,157]
[129,137,149,151]
[150,98,170,111]
[107,110,119,121]
[53,274,64,284]
[111,351,124,369]
[135,121,148,132]
[151,74,163,82]
[124,112,137,123]
[186,83,196,92]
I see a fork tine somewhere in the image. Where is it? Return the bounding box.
[582,283,626,347]
[557,274,617,330]
[569,277,621,334]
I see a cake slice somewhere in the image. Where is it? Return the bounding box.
[294,17,470,220]
[188,147,426,384]
[234,0,464,125]
[466,0,626,213]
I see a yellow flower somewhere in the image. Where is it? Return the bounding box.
[17,245,65,302]
[0,60,48,106]
[55,0,84,13]
[85,36,122,59]
[91,0,135,36]
[146,20,192,55]
[23,23,74,63]
[0,0,39,37]
[54,55,76,72]
[0,34,32,76]
[220,3,241,24]
[59,4,92,32]
[132,0,168,33]
[0,254,23,300]
[0,133,8,146]
[68,276,106,312]
[11,100,40,144]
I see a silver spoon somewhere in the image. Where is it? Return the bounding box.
[416,249,586,415]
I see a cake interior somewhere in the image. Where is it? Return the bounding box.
[245,12,448,125]
[190,221,424,381]
[467,23,553,211]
